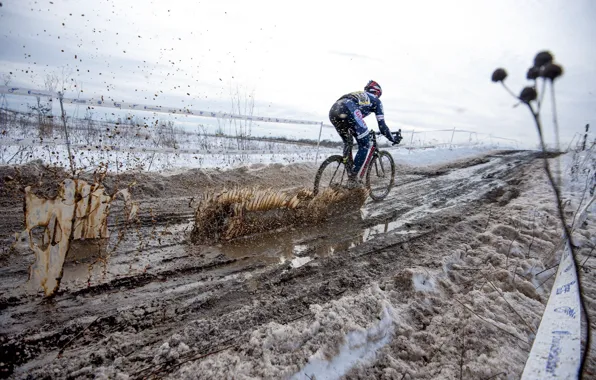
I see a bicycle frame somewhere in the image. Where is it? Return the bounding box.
[314,129,397,200]
[344,130,381,176]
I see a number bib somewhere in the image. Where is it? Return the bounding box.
[349,91,371,107]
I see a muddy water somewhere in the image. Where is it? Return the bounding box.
[192,151,511,267]
[2,151,522,297]
[0,150,535,378]
[69,152,517,291]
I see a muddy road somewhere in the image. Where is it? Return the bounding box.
[0,150,561,378]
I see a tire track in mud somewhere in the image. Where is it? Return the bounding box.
[0,151,539,378]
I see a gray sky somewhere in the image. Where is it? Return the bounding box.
[1,0,595,147]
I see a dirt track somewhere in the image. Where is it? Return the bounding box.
[1,150,593,379]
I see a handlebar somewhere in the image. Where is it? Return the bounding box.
[368,129,402,146]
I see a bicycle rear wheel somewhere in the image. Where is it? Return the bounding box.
[365,150,395,201]
[313,155,348,195]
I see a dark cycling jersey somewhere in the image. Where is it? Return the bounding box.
[337,91,392,141]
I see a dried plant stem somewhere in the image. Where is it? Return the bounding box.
[58,92,75,175]
[57,316,101,357]
[527,102,574,259]
[459,325,466,380]
[488,280,536,334]
[535,263,559,277]
[527,98,590,373]
[580,245,596,271]
[505,235,517,268]
[570,175,595,229]
[512,262,519,283]
[484,206,492,232]
[550,82,562,188]
[454,298,529,346]
[535,271,557,291]
[537,79,547,113]
[527,209,537,258]
[482,372,507,380]
[500,82,518,99]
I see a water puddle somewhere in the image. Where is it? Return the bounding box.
[56,190,426,292]
[362,220,420,242]
[212,212,414,268]
[49,194,436,297]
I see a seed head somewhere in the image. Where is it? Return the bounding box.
[533,51,553,68]
[491,68,508,82]
[540,63,563,80]
[519,86,537,103]
[526,66,540,80]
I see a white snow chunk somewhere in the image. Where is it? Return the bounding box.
[291,306,394,380]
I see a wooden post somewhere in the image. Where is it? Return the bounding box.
[315,122,323,165]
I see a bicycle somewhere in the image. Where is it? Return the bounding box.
[313,129,401,201]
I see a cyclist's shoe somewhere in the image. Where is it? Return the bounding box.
[346,177,364,190]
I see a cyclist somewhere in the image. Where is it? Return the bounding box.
[328,80,402,187]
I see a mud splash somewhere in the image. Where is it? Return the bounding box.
[191,186,368,243]
[21,179,138,297]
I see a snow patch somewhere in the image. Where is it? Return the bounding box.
[293,244,309,255]
[290,256,313,268]
[412,273,437,293]
[291,305,394,380]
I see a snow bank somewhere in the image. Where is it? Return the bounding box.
[289,304,394,380]
[176,285,400,379]
[388,145,503,167]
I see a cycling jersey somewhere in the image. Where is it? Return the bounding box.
[337,91,392,142]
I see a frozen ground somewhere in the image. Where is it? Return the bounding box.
[1,133,506,174]
[0,147,594,379]
[0,108,515,173]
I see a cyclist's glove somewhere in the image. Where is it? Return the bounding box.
[392,129,403,145]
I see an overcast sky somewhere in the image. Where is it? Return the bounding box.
[1,0,595,147]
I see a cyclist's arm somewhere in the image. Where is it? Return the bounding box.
[373,98,395,142]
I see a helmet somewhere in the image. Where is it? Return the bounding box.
[364,80,382,98]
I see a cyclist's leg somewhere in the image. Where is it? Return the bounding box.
[329,101,356,171]
[344,101,373,180]
[353,134,373,180]
[339,128,354,171]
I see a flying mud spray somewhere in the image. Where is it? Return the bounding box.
[191,186,369,243]
[19,179,367,297]
[18,179,138,297]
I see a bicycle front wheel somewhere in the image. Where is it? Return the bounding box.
[365,150,395,201]
[313,155,348,196]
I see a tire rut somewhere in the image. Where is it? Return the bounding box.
[1,151,541,378]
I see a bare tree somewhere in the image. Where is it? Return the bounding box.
[157,120,178,149]
[0,73,10,86]
[45,67,77,94]
[0,73,11,123]
[81,108,99,145]
[26,71,65,138]
[29,97,53,138]
[229,84,255,151]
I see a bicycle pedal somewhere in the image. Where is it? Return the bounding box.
[346,179,364,190]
